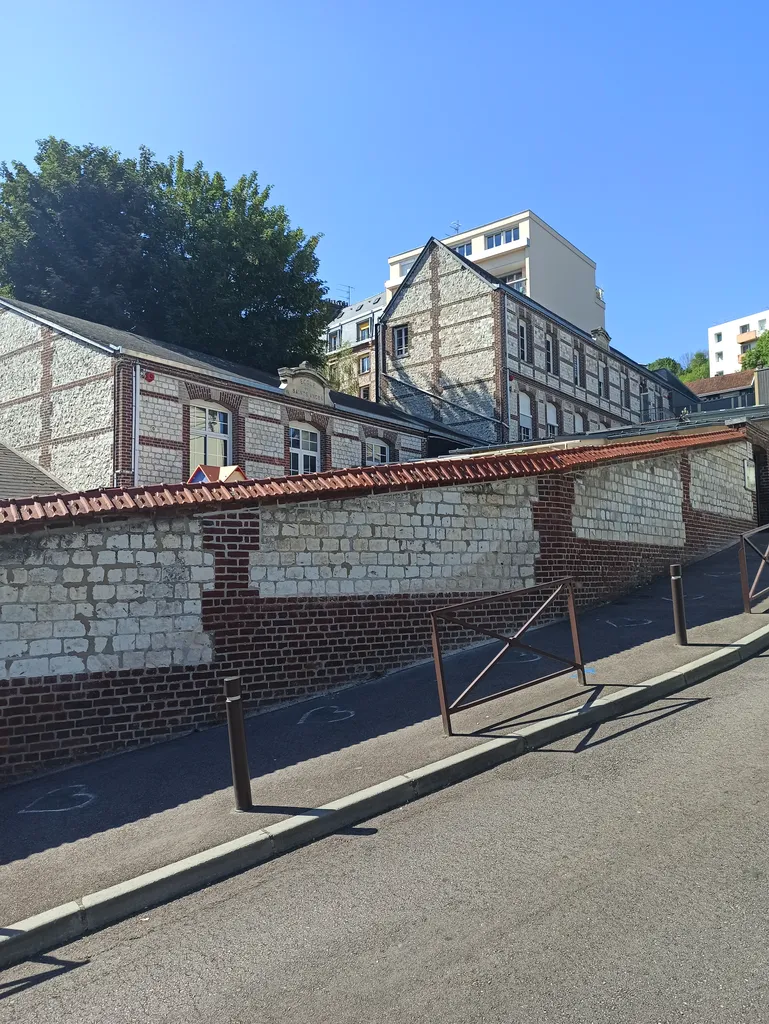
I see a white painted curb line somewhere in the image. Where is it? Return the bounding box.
[3,622,769,970]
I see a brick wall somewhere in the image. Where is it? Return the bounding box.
[0,439,758,784]
[0,310,115,490]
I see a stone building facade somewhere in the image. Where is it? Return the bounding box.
[0,297,469,495]
[0,422,761,783]
[378,239,677,444]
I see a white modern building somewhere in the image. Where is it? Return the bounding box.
[709,308,769,375]
[385,211,606,334]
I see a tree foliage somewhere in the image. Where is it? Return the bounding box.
[647,356,684,375]
[739,331,769,370]
[0,138,330,372]
[678,350,710,384]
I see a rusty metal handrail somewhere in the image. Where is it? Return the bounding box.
[430,578,586,736]
[738,523,769,612]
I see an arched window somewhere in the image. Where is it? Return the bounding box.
[518,393,533,441]
[573,411,585,434]
[364,438,389,465]
[546,402,558,438]
[190,404,231,467]
[288,423,320,474]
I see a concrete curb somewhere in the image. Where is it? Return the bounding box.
[3,622,769,970]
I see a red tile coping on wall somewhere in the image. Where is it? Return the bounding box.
[0,426,748,534]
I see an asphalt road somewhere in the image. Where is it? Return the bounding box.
[4,648,769,1023]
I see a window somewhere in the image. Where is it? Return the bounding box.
[714,332,722,343]
[574,412,585,433]
[289,426,319,475]
[454,242,472,257]
[573,349,583,386]
[399,258,415,277]
[715,370,724,376]
[545,402,558,438]
[622,374,630,408]
[597,364,610,399]
[364,439,389,465]
[518,321,529,362]
[393,325,409,357]
[359,386,371,400]
[327,329,341,353]
[190,406,230,468]
[739,324,750,334]
[518,393,533,441]
[715,351,724,362]
[357,320,371,343]
[359,354,370,374]
[545,335,557,375]
[760,320,767,332]
[488,227,520,247]
[485,232,503,249]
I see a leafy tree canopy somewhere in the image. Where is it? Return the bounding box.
[739,331,769,370]
[0,138,331,372]
[647,356,684,375]
[678,350,710,384]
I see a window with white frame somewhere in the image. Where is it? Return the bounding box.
[715,351,723,362]
[573,349,583,386]
[357,320,372,343]
[359,386,370,400]
[760,320,767,332]
[289,425,319,474]
[714,332,722,343]
[518,321,528,362]
[190,406,230,468]
[739,324,750,334]
[359,354,370,374]
[485,227,519,249]
[574,411,585,433]
[364,439,389,465]
[454,242,472,257]
[393,325,409,357]
[327,329,341,352]
[399,258,416,277]
[518,392,533,441]
[546,402,558,437]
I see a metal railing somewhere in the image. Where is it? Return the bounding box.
[738,523,769,612]
[430,578,586,736]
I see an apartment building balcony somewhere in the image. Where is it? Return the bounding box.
[739,330,758,345]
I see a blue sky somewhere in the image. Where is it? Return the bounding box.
[3,0,768,365]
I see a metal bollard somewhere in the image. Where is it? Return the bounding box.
[669,563,688,646]
[224,676,253,811]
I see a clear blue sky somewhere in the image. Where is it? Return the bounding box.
[3,0,768,365]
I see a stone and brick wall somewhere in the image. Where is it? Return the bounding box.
[0,309,115,491]
[0,437,758,784]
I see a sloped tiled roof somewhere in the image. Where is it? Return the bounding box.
[686,370,755,396]
[0,426,746,535]
[0,443,67,500]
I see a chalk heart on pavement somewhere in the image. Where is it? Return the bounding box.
[19,783,96,814]
[298,705,355,725]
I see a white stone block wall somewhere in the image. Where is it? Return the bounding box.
[0,518,215,679]
[689,441,754,518]
[572,456,685,546]
[250,479,539,598]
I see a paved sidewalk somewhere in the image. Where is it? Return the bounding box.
[2,544,765,924]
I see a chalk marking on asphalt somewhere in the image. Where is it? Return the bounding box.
[662,594,704,601]
[507,650,541,663]
[298,705,355,725]
[605,616,653,628]
[19,784,96,814]
[704,571,740,577]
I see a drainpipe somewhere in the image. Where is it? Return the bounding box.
[132,363,140,486]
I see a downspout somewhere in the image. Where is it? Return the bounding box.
[132,362,140,486]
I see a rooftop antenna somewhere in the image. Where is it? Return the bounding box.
[337,284,354,305]
[449,220,462,235]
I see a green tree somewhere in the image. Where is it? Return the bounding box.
[739,331,769,370]
[679,350,710,384]
[647,356,684,375]
[0,138,329,372]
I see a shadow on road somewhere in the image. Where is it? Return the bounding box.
[0,952,88,1000]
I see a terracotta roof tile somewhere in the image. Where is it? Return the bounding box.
[686,371,754,395]
[0,426,747,535]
